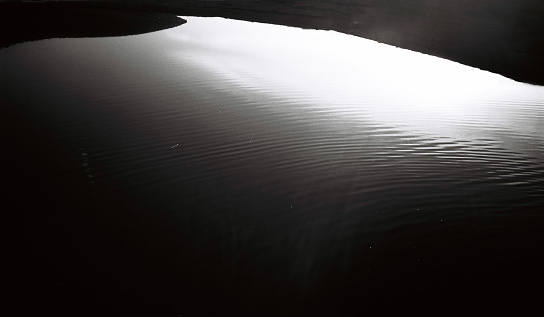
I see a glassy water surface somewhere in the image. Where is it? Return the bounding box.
[3,17,544,315]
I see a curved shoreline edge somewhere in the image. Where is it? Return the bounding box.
[149,0,543,86]
[0,3,186,48]
[1,1,543,86]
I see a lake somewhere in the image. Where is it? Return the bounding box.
[3,16,544,316]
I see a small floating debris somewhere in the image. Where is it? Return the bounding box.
[171,143,179,148]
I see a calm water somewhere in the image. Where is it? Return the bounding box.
[3,17,544,315]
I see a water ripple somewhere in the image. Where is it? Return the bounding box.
[2,16,544,313]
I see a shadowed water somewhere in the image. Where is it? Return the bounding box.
[3,17,544,316]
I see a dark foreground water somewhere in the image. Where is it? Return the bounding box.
[3,17,544,316]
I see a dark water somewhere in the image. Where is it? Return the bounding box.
[3,17,544,315]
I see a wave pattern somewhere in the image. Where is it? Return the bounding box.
[2,17,544,314]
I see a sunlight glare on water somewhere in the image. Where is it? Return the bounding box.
[3,15,544,315]
[167,17,544,156]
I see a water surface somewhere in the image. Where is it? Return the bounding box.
[3,17,544,315]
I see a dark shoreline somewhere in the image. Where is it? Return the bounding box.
[0,2,185,48]
[2,1,543,85]
[149,0,544,86]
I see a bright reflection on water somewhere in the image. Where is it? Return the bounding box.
[169,17,544,159]
[2,16,544,314]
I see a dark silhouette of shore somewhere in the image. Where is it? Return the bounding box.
[0,2,185,48]
[2,1,543,84]
[145,0,543,85]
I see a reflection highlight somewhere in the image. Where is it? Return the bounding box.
[168,17,544,158]
[2,16,544,316]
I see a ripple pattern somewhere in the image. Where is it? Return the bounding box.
[2,17,544,315]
